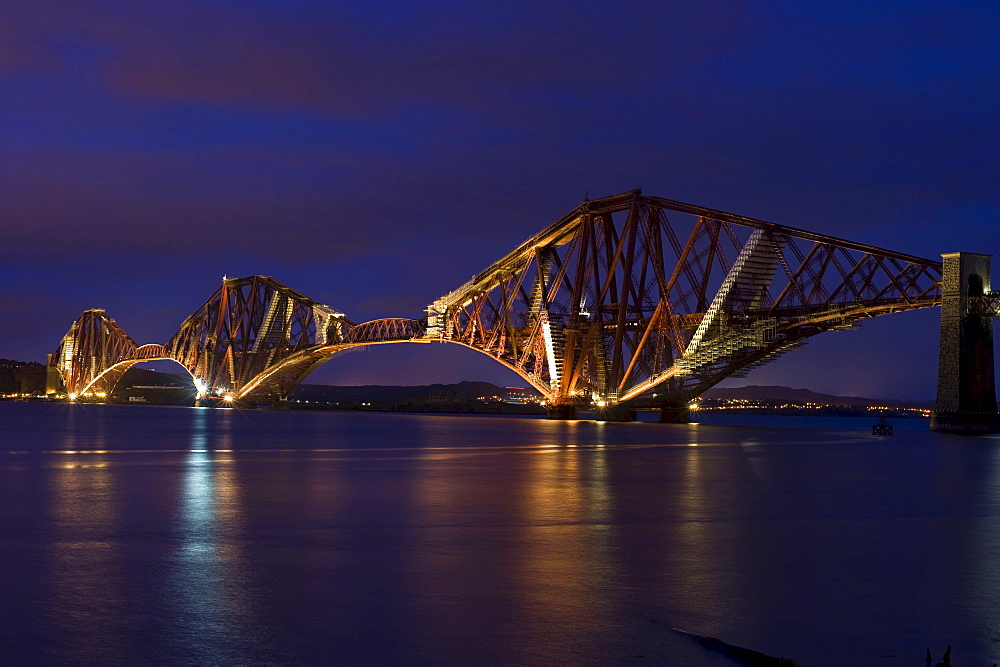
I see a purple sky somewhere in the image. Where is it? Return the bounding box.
[2,1,998,399]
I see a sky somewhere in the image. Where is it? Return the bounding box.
[1,1,998,400]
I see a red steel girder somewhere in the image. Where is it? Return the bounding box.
[50,191,946,408]
[428,191,943,405]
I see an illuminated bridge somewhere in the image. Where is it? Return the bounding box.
[53,190,987,424]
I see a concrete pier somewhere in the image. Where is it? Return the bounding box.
[595,405,637,422]
[931,252,1000,433]
[659,402,691,423]
[546,403,577,420]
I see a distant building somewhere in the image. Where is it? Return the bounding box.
[502,386,540,404]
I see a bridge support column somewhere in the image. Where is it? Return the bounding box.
[546,403,577,419]
[931,252,1000,433]
[45,354,63,395]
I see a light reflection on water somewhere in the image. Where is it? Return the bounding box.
[1,403,999,664]
[515,441,620,661]
[673,447,739,623]
[947,440,1000,653]
[164,409,266,662]
[47,439,126,663]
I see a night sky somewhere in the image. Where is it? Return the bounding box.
[2,2,997,399]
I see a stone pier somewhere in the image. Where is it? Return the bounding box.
[931,252,1000,433]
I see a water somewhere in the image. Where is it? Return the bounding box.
[1,402,998,665]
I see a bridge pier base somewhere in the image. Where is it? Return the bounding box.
[547,403,577,420]
[931,252,1000,434]
[595,406,637,422]
[659,403,691,423]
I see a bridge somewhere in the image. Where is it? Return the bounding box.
[49,190,998,431]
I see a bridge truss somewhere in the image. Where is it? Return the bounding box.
[52,309,169,397]
[165,275,352,400]
[52,277,425,401]
[426,191,942,412]
[51,191,944,413]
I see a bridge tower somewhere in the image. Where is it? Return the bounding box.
[931,252,1000,433]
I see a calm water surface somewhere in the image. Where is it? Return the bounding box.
[1,402,999,665]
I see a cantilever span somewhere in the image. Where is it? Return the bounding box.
[51,278,427,401]
[425,191,941,416]
[51,310,174,397]
[51,191,944,412]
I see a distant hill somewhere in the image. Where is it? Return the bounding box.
[294,382,934,412]
[115,367,193,389]
[702,385,933,410]
[291,381,543,414]
[292,381,524,404]
[0,358,46,394]
[110,367,195,405]
[15,361,935,412]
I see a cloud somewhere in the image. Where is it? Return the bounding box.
[3,1,752,116]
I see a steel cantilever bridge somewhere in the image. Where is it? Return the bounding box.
[52,191,943,418]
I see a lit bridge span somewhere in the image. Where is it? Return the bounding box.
[52,191,945,419]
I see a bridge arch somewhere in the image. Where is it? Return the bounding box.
[73,354,200,400]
